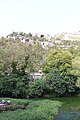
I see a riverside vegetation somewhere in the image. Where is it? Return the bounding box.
[0,98,62,120]
[0,32,80,119]
[0,97,80,120]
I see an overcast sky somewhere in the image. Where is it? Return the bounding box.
[0,0,80,37]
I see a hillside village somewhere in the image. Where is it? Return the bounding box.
[1,31,80,80]
[2,31,80,49]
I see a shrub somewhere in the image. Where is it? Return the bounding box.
[44,69,77,96]
[28,79,45,97]
[0,72,31,98]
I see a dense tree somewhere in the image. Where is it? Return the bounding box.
[0,61,32,98]
[0,38,46,73]
[43,49,78,96]
[42,49,72,73]
[27,43,46,71]
[0,38,47,98]
[71,56,80,89]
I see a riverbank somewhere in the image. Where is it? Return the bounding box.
[0,97,80,120]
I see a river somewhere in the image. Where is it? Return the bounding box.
[55,111,80,120]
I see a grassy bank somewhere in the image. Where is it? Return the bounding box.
[0,97,80,120]
[0,98,62,120]
[53,97,80,120]
[52,97,80,111]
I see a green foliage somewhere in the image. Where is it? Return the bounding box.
[70,56,80,88]
[0,38,46,98]
[0,71,31,98]
[28,79,45,97]
[0,39,46,73]
[42,49,72,73]
[43,49,78,96]
[26,43,46,71]
[44,69,77,96]
[0,37,80,98]
[0,99,62,120]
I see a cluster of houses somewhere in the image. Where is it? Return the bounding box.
[5,32,54,49]
[4,31,80,50]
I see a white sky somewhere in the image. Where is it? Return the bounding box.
[0,0,80,37]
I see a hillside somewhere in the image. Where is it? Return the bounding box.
[2,31,80,50]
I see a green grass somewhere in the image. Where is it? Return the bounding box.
[52,96,80,111]
[0,98,62,120]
